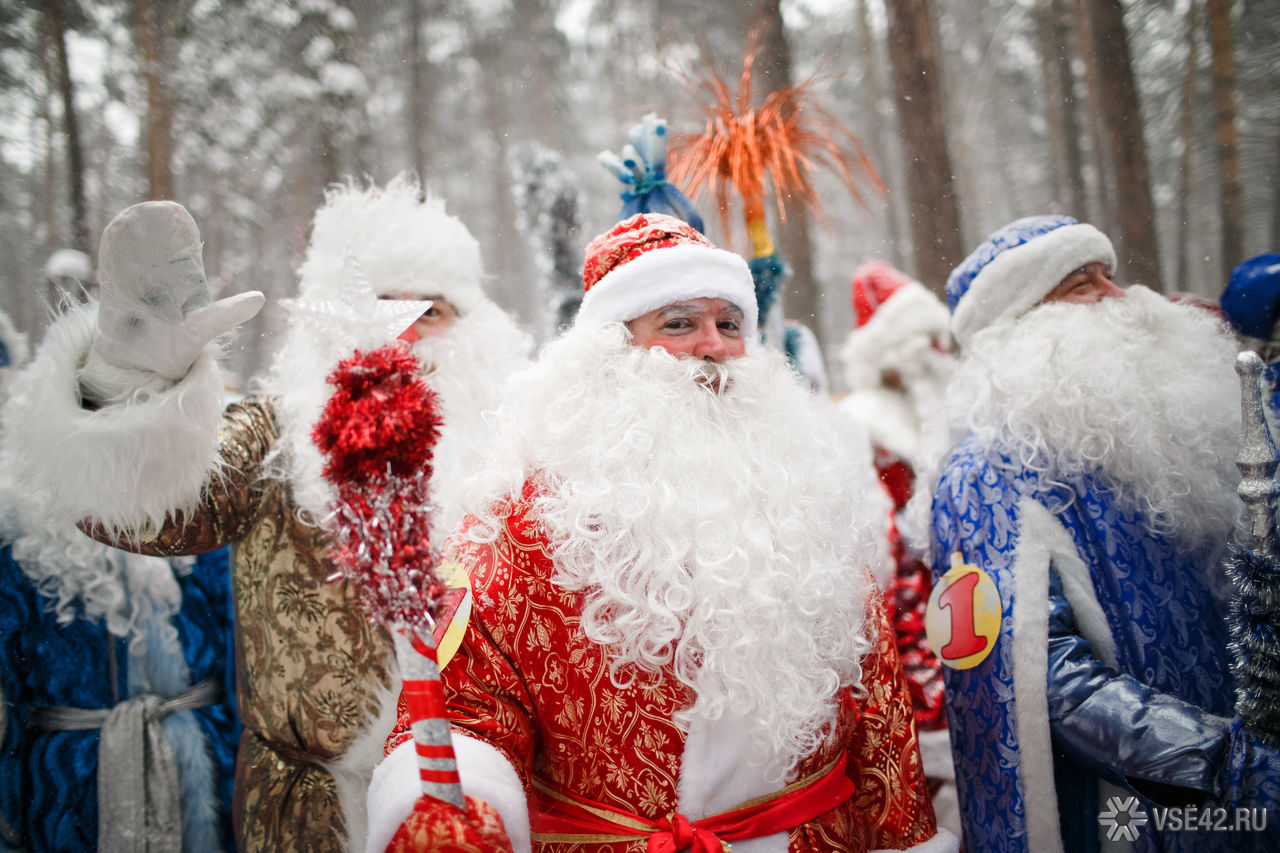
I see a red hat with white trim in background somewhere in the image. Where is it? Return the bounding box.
[841,261,950,392]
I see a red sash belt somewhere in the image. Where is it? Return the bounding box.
[530,753,854,852]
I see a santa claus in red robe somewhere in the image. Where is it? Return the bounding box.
[366,214,955,853]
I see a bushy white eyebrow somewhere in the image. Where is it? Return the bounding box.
[655,302,743,321]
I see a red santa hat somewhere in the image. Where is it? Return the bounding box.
[575,213,757,340]
[842,261,950,391]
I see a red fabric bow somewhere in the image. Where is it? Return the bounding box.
[531,753,855,851]
[647,813,722,853]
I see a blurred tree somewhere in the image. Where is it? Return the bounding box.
[1078,0,1163,290]
[747,0,820,328]
[1175,0,1201,294]
[883,0,963,297]
[1207,0,1244,283]
[1035,0,1088,220]
[43,0,89,250]
[406,0,435,180]
[854,0,905,271]
[134,0,177,199]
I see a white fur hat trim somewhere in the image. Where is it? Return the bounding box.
[575,243,758,341]
[950,223,1115,346]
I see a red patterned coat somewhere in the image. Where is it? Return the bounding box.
[385,488,941,852]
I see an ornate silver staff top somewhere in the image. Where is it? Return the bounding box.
[1235,351,1280,555]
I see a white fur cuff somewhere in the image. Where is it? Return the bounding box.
[2,307,224,537]
[365,734,530,853]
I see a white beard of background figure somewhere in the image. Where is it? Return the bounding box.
[948,284,1241,556]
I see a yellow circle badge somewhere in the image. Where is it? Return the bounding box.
[925,551,1001,670]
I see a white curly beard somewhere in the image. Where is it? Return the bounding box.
[948,285,1243,552]
[464,323,886,777]
[260,297,530,542]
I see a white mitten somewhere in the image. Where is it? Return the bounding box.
[81,201,264,399]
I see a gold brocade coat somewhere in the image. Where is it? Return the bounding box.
[104,396,396,853]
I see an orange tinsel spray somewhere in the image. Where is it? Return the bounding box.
[669,29,883,350]
[669,30,883,255]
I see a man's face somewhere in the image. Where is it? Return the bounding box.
[380,292,458,342]
[1041,262,1124,305]
[625,297,746,362]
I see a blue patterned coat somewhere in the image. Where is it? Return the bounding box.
[930,436,1280,853]
[0,543,238,852]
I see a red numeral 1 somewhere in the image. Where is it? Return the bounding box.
[938,571,988,659]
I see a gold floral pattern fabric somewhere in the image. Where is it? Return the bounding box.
[105,397,396,852]
[386,794,513,853]
[421,487,937,852]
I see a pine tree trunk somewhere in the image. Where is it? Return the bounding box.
[1207,0,1245,287]
[855,0,907,271]
[1078,0,1163,290]
[750,0,820,329]
[1175,0,1201,294]
[134,0,176,200]
[1074,0,1116,237]
[473,35,531,320]
[512,0,559,148]
[883,0,964,296]
[44,0,88,252]
[1273,133,1280,252]
[407,0,433,181]
[1036,0,1088,220]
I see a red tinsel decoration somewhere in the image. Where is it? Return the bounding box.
[313,344,448,630]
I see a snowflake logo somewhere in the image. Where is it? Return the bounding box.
[1098,796,1149,841]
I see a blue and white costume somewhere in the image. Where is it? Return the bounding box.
[0,305,239,852]
[0,538,238,852]
[931,439,1280,852]
[930,216,1280,853]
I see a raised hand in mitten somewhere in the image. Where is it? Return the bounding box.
[386,794,513,853]
[86,201,264,386]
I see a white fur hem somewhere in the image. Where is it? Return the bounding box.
[325,674,403,853]
[3,307,224,538]
[1010,496,1101,853]
[917,727,955,782]
[951,223,1115,346]
[365,733,530,853]
[872,828,960,852]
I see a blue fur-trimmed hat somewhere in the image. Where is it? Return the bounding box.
[946,215,1116,346]
[1220,253,1280,341]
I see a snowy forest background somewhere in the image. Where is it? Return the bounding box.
[2,0,1278,390]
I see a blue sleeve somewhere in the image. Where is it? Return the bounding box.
[1045,569,1233,804]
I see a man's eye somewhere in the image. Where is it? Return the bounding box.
[718,321,741,334]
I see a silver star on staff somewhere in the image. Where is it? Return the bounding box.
[280,253,431,352]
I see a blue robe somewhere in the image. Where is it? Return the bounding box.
[930,436,1280,853]
[0,543,238,852]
